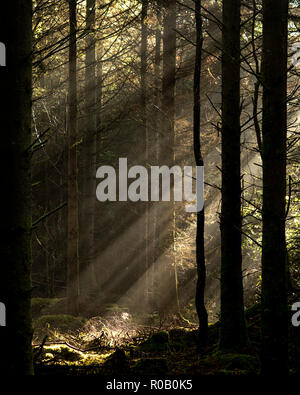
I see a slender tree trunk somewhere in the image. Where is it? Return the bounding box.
[141,0,150,307]
[160,0,176,313]
[194,0,208,349]
[219,0,247,351]
[0,1,34,375]
[80,0,98,299]
[96,54,103,135]
[162,0,176,165]
[261,0,288,375]
[152,5,162,311]
[94,3,104,293]
[251,0,262,156]
[141,0,148,151]
[67,0,80,315]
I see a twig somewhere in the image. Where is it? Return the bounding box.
[32,202,67,228]
[285,175,292,219]
[34,335,48,361]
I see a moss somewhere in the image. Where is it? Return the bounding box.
[53,347,82,362]
[167,329,198,352]
[207,321,221,344]
[43,352,55,362]
[34,314,86,332]
[40,345,83,362]
[168,328,188,341]
[138,331,170,352]
[103,348,129,373]
[31,298,62,319]
[169,328,197,347]
[213,352,259,372]
[83,352,112,366]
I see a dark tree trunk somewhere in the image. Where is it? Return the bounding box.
[0,1,34,375]
[219,0,247,351]
[160,0,177,313]
[96,54,103,135]
[94,3,103,289]
[80,0,98,299]
[141,0,148,143]
[152,5,162,311]
[261,0,288,375]
[67,0,80,315]
[141,0,150,306]
[194,0,208,349]
[162,0,176,165]
[251,0,262,156]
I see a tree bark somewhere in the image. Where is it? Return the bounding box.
[261,0,288,375]
[141,0,150,307]
[0,1,34,375]
[80,0,98,299]
[152,4,162,311]
[67,0,80,316]
[219,0,247,351]
[194,0,208,349]
[160,0,177,313]
[162,0,176,165]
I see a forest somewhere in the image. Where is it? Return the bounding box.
[0,0,299,378]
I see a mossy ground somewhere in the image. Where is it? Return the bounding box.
[32,299,300,376]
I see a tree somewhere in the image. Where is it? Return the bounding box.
[80,0,98,298]
[67,0,80,315]
[219,0,247,351]
[141,0,148,159]
[152,2,162,310]
[0,1,34,374]
[260,0,289,375]
[193,0,208,349]
[140,0,150,305]
[162,0,176,165]
[154,0,177,313]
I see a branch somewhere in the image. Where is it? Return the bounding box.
[32,202,67,228]
[285,175,292,219]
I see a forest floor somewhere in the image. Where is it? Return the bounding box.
[32,300,300,376]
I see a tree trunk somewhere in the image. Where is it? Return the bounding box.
[194,0,208,349]
[162,0,176,165]
[152,5,162,311]
[219,0,247,351]
[0,1,34,375]
[261,0,288,375]
[141,0,150,307]
[80,0,98,299]
[67,0,80,316]
[160,0,176,313]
